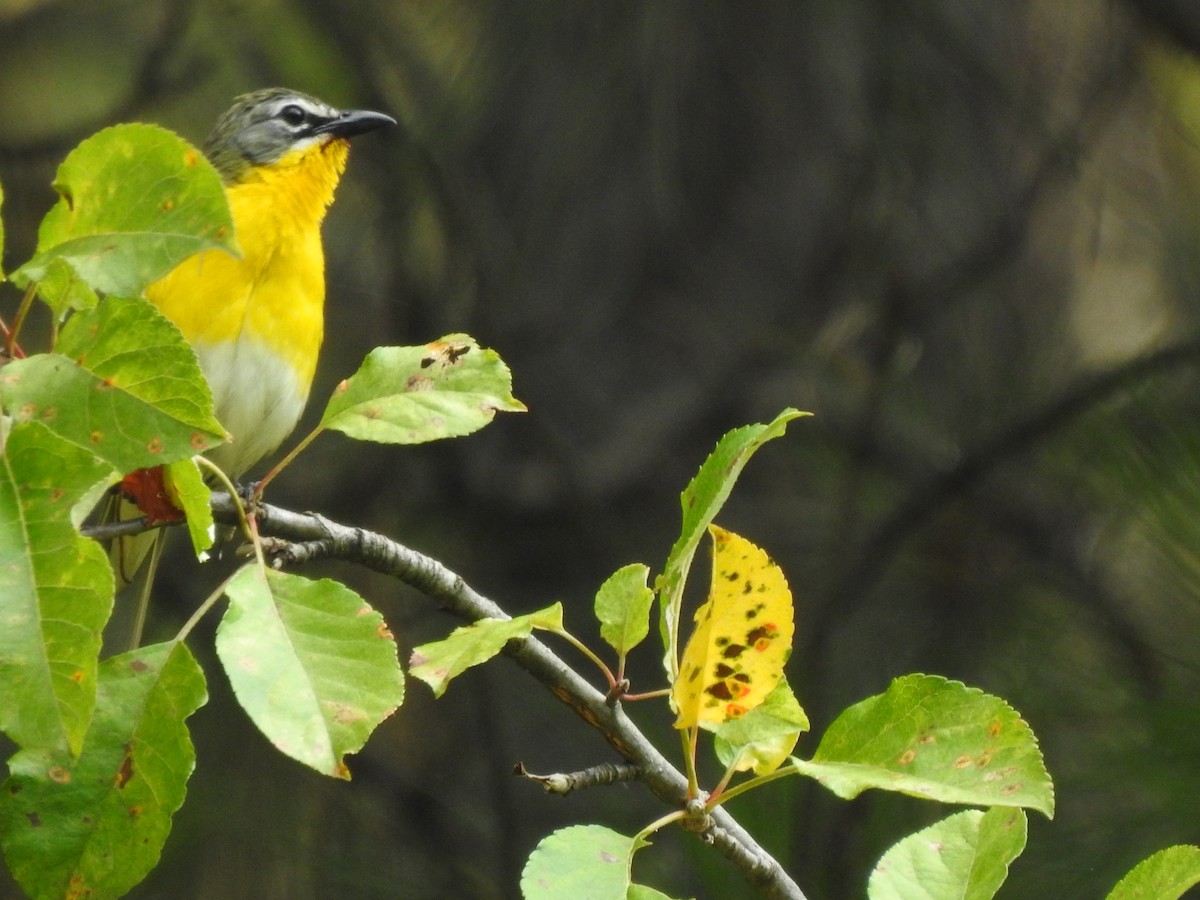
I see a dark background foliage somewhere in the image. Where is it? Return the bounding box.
[3,1,1200,897]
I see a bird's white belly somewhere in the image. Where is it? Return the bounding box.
[192,336,309,479]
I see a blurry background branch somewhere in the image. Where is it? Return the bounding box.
[0,0,201,160]
[1127,0,1200,56]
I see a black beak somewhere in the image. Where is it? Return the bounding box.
[312,108,397,139]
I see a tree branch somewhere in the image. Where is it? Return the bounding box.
[513,761,641,795]
[209,492,808,900]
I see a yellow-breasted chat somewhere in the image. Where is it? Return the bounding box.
[110,89,393,592]
[148,88,395,478]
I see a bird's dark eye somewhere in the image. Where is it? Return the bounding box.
[279,104,307,127]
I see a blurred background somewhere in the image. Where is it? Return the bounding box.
[3,1,1200,897]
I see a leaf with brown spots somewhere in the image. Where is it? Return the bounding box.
[791,674,1054,818]
[319,335,526,446]
[215,566,405,779]
[0,422,115,756]
[10,123,235,316]
[672,526,794,730]
[0,296,226,473]
[0,642,206,900]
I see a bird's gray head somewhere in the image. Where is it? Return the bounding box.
[203,88,395,182]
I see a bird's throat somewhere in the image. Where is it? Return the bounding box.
[144,139,353,474]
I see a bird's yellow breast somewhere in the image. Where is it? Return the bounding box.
[145,139,350,474]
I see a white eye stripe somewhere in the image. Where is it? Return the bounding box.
[271,97,334,124]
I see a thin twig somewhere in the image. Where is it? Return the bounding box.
[514,761,640,795]
[81,515,171,542]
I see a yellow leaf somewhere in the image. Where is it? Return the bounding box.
[673,525,794,729]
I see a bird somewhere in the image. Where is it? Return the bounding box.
[146,87,396,479]
[108,89,394,600]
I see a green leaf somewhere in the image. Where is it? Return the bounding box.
[594,563,654,658]
[521,824,648,900]
[658,409,808,681]
[215,566,405,778]
[409,603,564,698]
[1107,845,1200,900]
[0,295,226,472]
[0,421,116,755]
[867,807,1028,900]
[165,457,213,557]
[11,123,235,314]
[320,335,526,444]
[0,641,207,900]
[712,678,809,776]
[791,675,1054,817]
[36,256,101,312]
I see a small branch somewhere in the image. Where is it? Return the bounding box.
[81,515,164,542]
[263,537,336,567]
[208,492,807,900]
[514,761,640,795]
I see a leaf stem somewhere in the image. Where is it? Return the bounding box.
[4,282,36,357]
[709,755,743,803]
[255,423,324,496]
[632,808,688,845]
[620,687,672,702]
[551,627,617,690]
[681,727,701,799]
[246,511,268,570]
[127,531,165,651]
[174,569,240,643]
[705,761,799,811]
[194,455,266,570]
[194,456,252,541]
